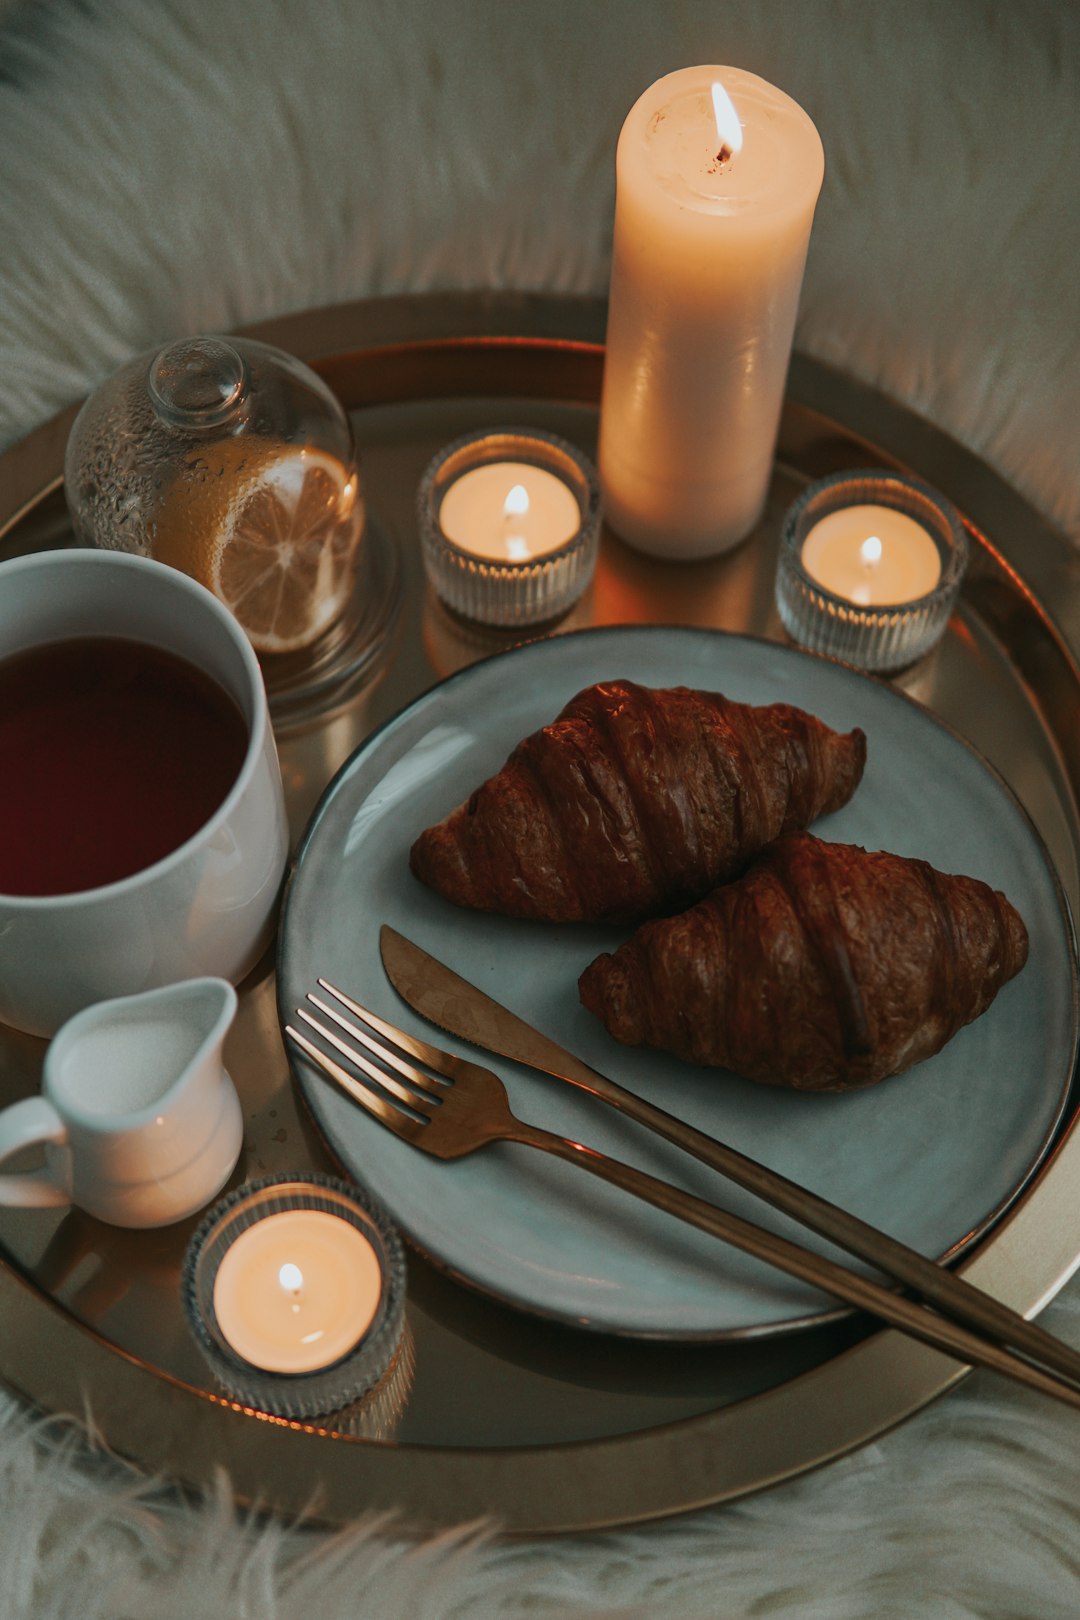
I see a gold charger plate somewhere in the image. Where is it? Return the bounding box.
[0,292,1078,1534]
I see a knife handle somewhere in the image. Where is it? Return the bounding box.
[505,1034,1080,1390]
[507,1116,1080,1414]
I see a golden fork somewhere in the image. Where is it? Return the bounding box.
[285,979,1080,1413]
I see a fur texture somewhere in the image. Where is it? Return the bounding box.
[2,1,1080,1613]
[0,0,1079,548]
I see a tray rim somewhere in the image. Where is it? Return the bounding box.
[2,290,1080,1536]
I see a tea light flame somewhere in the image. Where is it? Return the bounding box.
[279,1262,304,1296]
[503,483,533,560]
[503,484,530,519]
[711,80,743,160]
[860,535,883,570]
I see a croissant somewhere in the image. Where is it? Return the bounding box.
[410,680,866,924]
[578,831,1029,1091]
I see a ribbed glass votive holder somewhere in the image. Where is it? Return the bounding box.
[418,428,600,627]
[775,470,969,675]
[182,1173,408,1420]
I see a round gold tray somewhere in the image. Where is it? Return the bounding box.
[1,292,1078,1535]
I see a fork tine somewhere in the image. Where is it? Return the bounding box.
[306,991,446,1101]
[285,1023,428,1142]
[318,977,459,1074]
[294,1007,438,1117]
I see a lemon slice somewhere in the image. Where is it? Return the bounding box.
[152,441,363,654]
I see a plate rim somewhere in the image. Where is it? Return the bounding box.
[277,621,1079,1338]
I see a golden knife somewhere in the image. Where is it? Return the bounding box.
[378,921,1080,1386]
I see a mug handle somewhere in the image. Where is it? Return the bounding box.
[0,1096,71,1207]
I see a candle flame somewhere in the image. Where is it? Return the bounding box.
[711,81,743,159]
[503,483,530,519]
[860,535,883,569]
[278,1262,304,1295]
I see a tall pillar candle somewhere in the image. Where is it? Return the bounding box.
[598,66,824,559]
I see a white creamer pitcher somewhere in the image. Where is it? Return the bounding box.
[0,979,243,1227]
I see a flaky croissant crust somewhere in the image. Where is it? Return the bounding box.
[578,832,1029,1091]
[410,680,867,924]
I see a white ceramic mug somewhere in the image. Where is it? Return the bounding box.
[0,549,289,1036]
[0,979,243,1227]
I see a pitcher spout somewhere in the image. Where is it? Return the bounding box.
[46,977,239,1121]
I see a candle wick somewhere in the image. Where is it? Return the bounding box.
[710,80,743,161]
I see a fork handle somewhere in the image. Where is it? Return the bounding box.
[507,1119,1080,1412]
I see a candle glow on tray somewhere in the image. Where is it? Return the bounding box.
[598,65,825,560]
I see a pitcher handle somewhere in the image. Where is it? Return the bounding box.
[0,1096,71,1207]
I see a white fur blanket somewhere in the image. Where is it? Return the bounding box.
[2,0,1078,551]
[2,1,1080,1614]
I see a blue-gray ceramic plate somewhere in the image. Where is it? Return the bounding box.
[278,627,1077,1339]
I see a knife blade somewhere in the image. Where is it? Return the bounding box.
[378,921,1080,1387]
[377,921,852,1208]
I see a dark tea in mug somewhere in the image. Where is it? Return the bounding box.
[0,636,250,896]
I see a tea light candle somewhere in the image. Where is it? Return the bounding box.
[419,429,600,627]
[598,66,824,559]
[439,462,582,563]
[800,506,943,606]
[182,1174,408,1418]
[212,1208,382,1373]
[775,471,969,675]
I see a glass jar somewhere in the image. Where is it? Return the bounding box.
[64,335,366,662]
